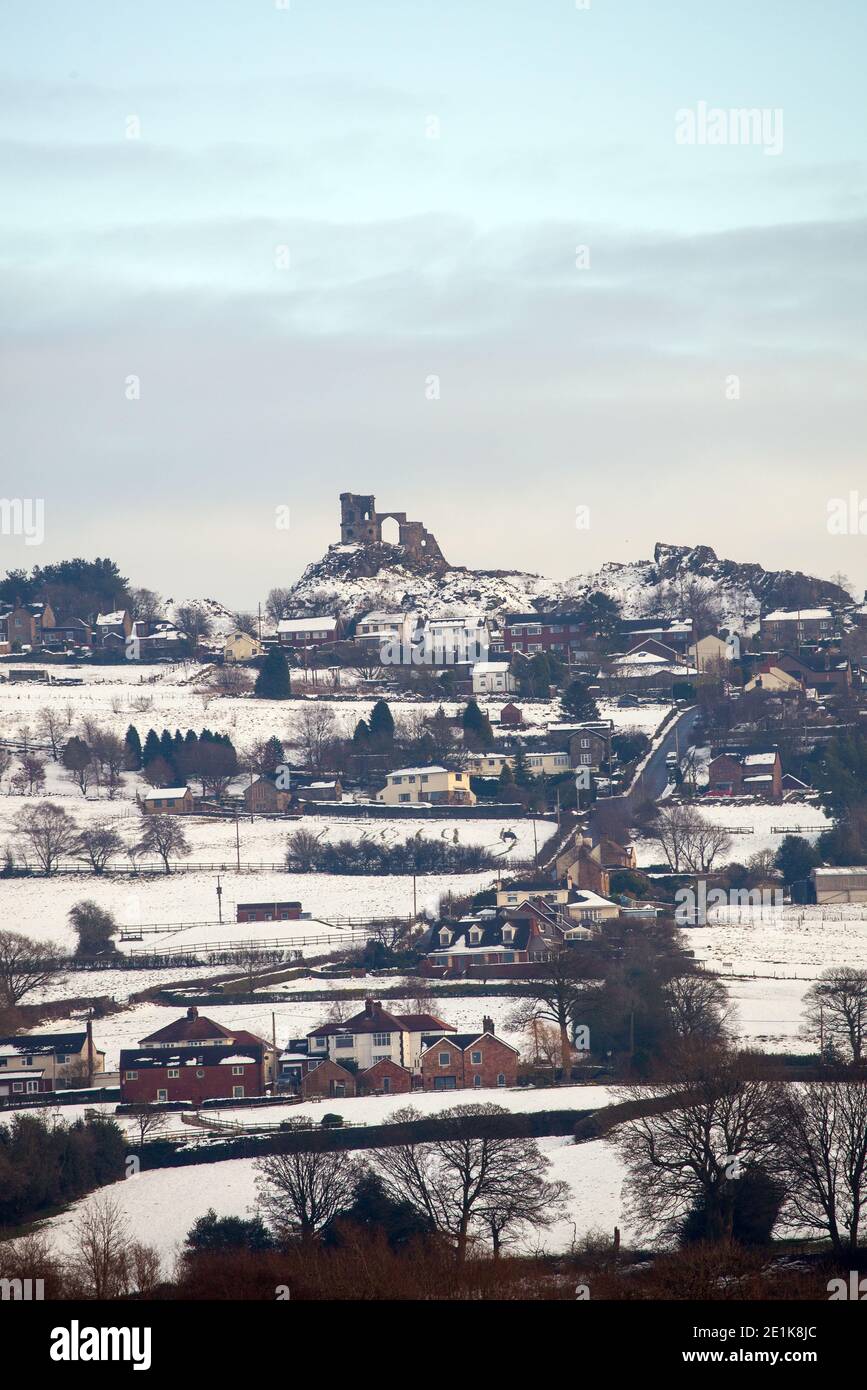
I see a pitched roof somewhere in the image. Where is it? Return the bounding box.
[139,1011,235,1045]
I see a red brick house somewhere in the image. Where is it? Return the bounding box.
[119,1007,277,1104]
[504,613,590,665]
[420,1019,519,1091]
[358,1058,413,1096]
[707,749,782,800]
[301,1059,356,1099]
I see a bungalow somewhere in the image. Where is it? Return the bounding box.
[224,631,263,662]
[465,749,571,778]
[140,786,194,814]
[236,902,302,923]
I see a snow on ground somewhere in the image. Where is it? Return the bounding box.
[723,977,813,1054]
[1,867,502,954]
[35,1129,626,1269]
[683,905,867,978]
[25,963,242,1005]
[0,664,672,750]
[635,801,831,867]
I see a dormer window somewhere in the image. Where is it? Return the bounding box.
[439,928,452,946]
[502,926,515,943]
[469,928,482,945]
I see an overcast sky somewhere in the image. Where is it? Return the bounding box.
[1,0,865,608]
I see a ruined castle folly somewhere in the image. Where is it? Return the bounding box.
[339,492,449,571]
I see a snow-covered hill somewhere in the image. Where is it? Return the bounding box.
[285,540,848,635]
[163,596,238,638]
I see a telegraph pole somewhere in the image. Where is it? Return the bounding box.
[216,875,223,924]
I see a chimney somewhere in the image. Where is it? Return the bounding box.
[483,1015,494,1036]
[186,1006,199,1021]
[364,998,374,1017]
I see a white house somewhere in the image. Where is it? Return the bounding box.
[307,999,455,1072]
[471,661,516,695]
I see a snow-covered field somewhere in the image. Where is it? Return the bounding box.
[635,801,831,867]
[34,1128,626,1268]
[0,663,670,746]
[684,904,867,978]
[2,867,503,955]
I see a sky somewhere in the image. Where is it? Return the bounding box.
[1,0,865,608]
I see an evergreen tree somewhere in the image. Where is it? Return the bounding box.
[262,736,284,773]
[123,725,142,771]
[462,698,494,749]
[560,678,599,721]
[254,647,291,699]
[141,729,161,766]
[368,699,395,745]
[352,719,371,747]
[775,834,820,886]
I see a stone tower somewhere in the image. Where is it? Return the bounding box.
[340,493,379,544]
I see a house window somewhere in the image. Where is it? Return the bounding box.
[471,1050,482,1065]
[22,1056,32,1066]
[473,1075,481,1087]
[399,794,411,803]
[233,1086,245,1098]
[196,1069,205,1078]
[125,1071,138,1081]
[335,1035,354,1049]
[26,1080,38,1093]
[373,1033,391,1047]
[12,1082,23,1092]
[232,1065,245,1075]
[168,1068,180,1079]
[438,1052,451,1067]
[497,1073,506,1087]
[157,1089,168,1102]
[58,1055,70,1064]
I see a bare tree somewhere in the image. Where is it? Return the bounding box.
[255,1142,359,1239]
[90,731,125,799]
[615,1060,778,1244]
[802,968,867,1064]
[294,704,337,772]
[67,1194,161,1298]
[374,1103,566,1260]
[126,1106,169,1148]
[11,754,46,796]
[36,706,71,761]
[74,822,124,874]
[264,587,294,625]
[135,814,191,873]
[771,1081,867,1261]
[0,928,65,1006]
[128,587,164,623]
[16,802,78,872]
[508,944,587,1070]
[663,973,734,1047]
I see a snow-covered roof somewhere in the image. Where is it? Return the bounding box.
[218,1054,257,1066]
[813,867,867,877]
[763,608,832,622]
[141,787,190,800]
[96,610,126,625]
[357,610,410,624]
[388,765,449,777]
[277,616,337,633]
[472,661,510,674]
[744,752,777,766]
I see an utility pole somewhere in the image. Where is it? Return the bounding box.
[236,814,242,869]
[216,875,223,924]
